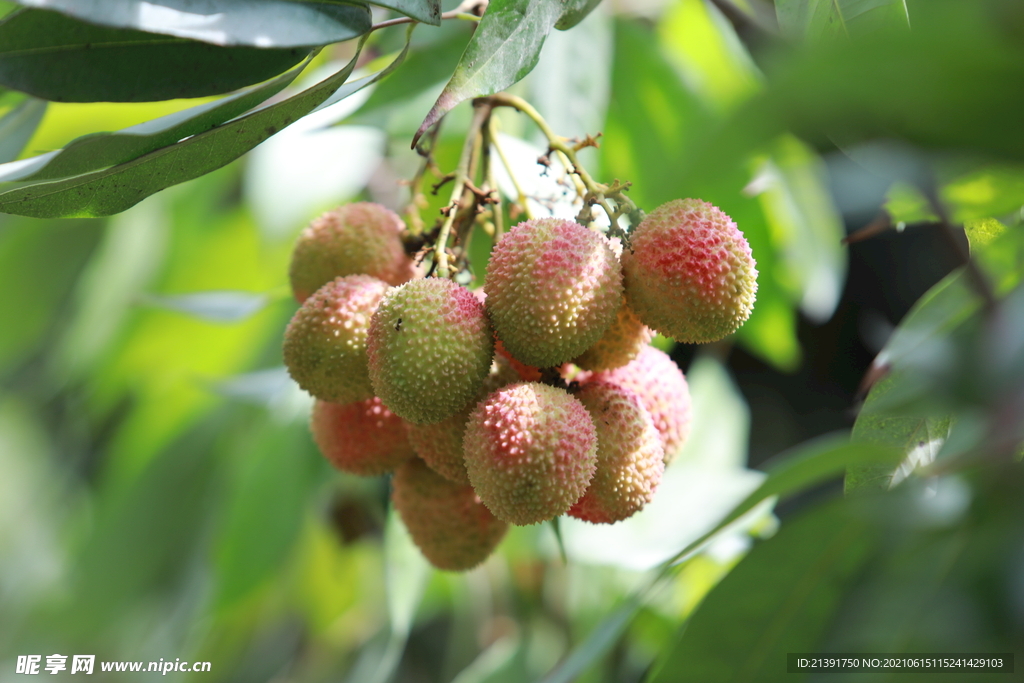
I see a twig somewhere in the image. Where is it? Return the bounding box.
[485,93,638,230]
[371,0,485,31]
[489,116,534,221]
[434,103,493,278]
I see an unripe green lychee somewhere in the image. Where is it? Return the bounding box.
[367,278,494,425]
[623,199,757,343]
[586,346,692,463]
[289,202,417,302]
[391,458,508,571]
[485,218,623,368]
[568,382,664,524]
[405,356,520,485]
[463,382,597,525]
[573,302,652,371]
[311,397,415,475]
[283,275,388,404]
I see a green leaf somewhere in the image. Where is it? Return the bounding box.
[847,371,952,493]
[0,31,412,217]
[213,420,317,608]
[648,498,875,683]
[672,13,1024,196]
[366,0,441,25]
[0,96,44,162]
[541,435,898,683]
[0,60,306,183]
[776,0,910,41]
[413,0,596,145]
[754,135,847,323]
[11,0,373,48]
[344,509,430,683]
[0,8,315,102]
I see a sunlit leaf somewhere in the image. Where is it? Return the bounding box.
[657,0,760,110]
[776,0,910,41]
[413,0,597,145]
[11,0,372,48]
[0,8,311,102]
[0,96,45,162]
[848,371,952,492]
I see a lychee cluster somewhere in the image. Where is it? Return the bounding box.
[282,198,753,571]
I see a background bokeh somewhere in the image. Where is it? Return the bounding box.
[1,1,1023,681]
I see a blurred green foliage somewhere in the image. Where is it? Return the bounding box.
[1,1,1023,682]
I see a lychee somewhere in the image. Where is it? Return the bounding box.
[391,458,508,571]
[462,382,598,525]
[283,275,388,404]
[586,346,692,463]
[289,202,418,302]
[568,382,664,524]
[311,397,415,476]
[405,356,520,485]
[367,278,494,425]
[623,199,757,343]
[485,218,623,368]
[573,302,652,372]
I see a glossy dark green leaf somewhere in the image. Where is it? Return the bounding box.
[413,0,597,145]
[0,9,314,102]
[0,61,305,183]
[648,499,875,683]
[776,0,910,41]
[12,0,372,48]
[0,96,44,162]
[0,32,412,217]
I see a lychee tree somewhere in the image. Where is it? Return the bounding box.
[0,1,1023,682]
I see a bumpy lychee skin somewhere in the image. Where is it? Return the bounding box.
[392,458,508,571]
[463,382,598,525]
[311,397,415,476]
[573,302,652,371]
[485,218,623,368]
[623,199,757,343]
[587,346,692,464]
[368,278,494,425]
[569,382,664,524]
[289,202,417,302]
[283,275,389,404]
[405,357,521,485]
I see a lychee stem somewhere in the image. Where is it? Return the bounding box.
[485,93,640,232]
[489,116,534,221]
[435,103,493,278]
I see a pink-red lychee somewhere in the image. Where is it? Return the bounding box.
[623,199,756,343]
